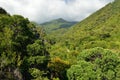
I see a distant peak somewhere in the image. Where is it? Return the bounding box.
[57,18,65,20]
[55,18,67,22]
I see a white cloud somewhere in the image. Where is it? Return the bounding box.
[0,0,114,23]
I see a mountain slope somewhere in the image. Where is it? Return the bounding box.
[49,0,120,58]
[63,0,120,50]
[40,18,77,33]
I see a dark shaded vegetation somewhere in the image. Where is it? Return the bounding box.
[0,7,8,14]
[0,8,49,80]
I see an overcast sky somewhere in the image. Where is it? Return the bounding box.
[0,0,114,23]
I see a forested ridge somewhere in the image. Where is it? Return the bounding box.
[39,18,77,42]
[40,18,77,33]
[0,0,120,80]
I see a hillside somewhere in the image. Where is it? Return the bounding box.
[47,1,120,79]
[40,18,77,33]
[50,0,120,52]
[48,0,120,66]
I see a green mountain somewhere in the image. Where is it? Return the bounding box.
[47,1,120,79]
[49,0,120,60]
[40,18,77,33]
[53,0,120,51]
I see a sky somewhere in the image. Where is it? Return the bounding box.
[0,0,114,23]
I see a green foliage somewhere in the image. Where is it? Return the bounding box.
[0,8,50,80]
[27,40,46,56]
[67,47,120,80]
[48,57,70,80]
[67,61,98,80]
[29,68,49,80]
